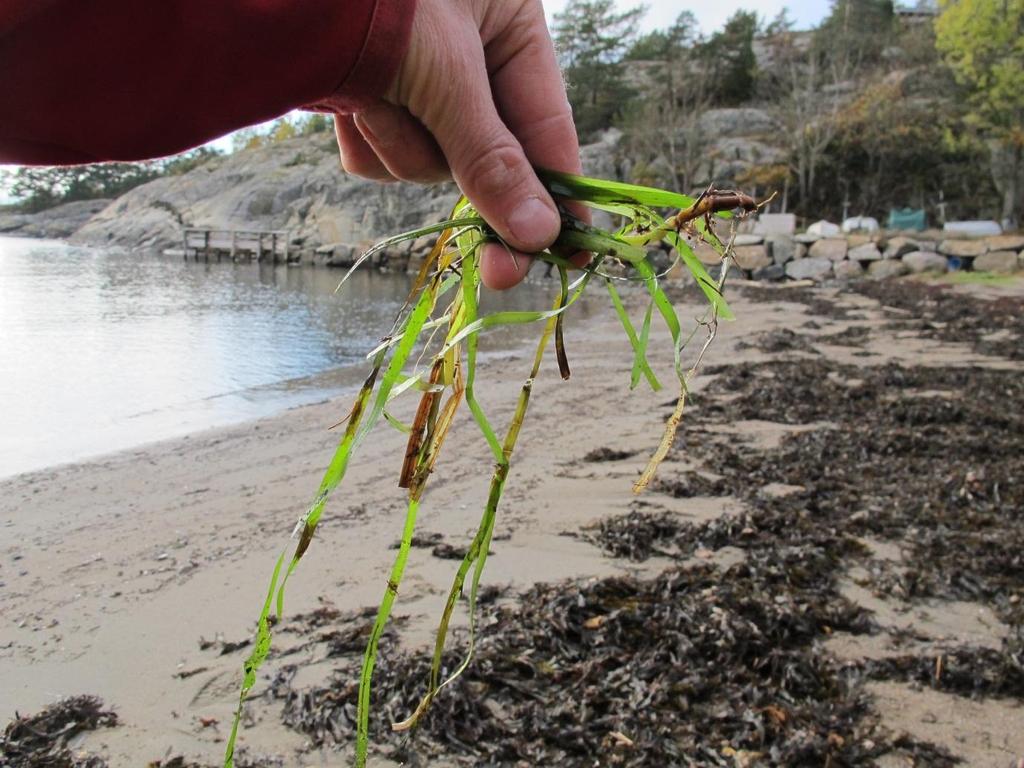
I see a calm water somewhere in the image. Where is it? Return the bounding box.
[0,237,575,478]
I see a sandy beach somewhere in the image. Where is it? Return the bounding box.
[2,277,1022,767]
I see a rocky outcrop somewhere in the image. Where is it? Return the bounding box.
[67,130,628,256]
[71,134,460,253]
[0,199,111,239]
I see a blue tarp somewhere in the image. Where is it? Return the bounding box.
[888,208,927,231]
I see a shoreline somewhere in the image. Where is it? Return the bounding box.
[1,297,687,763]
[2,282,1022,766]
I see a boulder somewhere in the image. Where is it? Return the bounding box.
[698,108,779,137]
[985,234,1024,253]
[317,242,359,266]
[938,239,987,258]
[752,213,796,236]
[902,251,948,273]
[973,250,1019,274]
[732,244,771,270]
[794,243,808,260]
[752,264,785,281]
[733,234,764,246]
[794,233,820,244]
[868,260,910,279]
[809,238,848,261]
[408,235,435,255]
[692,240,722,266]
[884,236,921,259]
[786,257,833,281]
[849,242,883,262]
[834,260,865,280]
[807,220,841,237]
[767,235,797,265]
[842,216,880,233]
[846,234,873,248]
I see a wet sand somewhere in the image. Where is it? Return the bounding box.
[1,275,1022,767]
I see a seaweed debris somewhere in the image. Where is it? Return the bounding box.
[278,560,879,766]
[1,696,116,768]
[266,278,1021,766]
[737,327,819,354]
[854,279,1024,360]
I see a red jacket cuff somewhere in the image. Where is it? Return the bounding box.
[311,0,417,113]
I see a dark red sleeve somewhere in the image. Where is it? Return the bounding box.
[0,0,415,164]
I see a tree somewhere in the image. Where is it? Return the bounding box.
[935,0,1024,226]
[822,76,999,220]
[162,146,222,176]
[813,0,895,70]
[702,10,760,105]
[5,163,161,212]
[553,0,646,141]
[620,12,712,193]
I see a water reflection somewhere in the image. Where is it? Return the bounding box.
[0,237,594,478]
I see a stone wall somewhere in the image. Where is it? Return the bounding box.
[677,230,1024,283]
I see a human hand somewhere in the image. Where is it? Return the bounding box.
[334,0,588,289]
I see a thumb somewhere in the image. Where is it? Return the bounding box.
[406,42,561,253]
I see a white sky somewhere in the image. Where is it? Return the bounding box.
[542,0,831,34]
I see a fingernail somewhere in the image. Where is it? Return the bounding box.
[507,196,558,251]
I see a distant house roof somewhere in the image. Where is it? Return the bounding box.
[895,0,938,18]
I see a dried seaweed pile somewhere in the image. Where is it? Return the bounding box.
[277,558,886,766]
[0,696,116,768]
[134,260,1010,768]
[225,172,762,766]
[257,280,1024,766]
[854,280,1024,360]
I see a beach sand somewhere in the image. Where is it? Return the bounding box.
[2,278,1021,767]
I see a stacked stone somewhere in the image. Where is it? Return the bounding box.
[687,230,1024,283]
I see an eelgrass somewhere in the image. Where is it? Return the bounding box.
[223,171,757,767]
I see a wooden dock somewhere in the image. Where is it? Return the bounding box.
[182,228,293,263]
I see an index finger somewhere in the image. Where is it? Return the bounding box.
[483,2,591,285]
[484,1,582,178]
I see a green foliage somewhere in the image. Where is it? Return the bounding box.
[935,0,1024,223]
[701,10,760,105]
[554,0,646,141]
[935,0,1024,138]
[224,172,750,767]
[296,113,333,135]
[161,146,222,176]
[625,11,700,61]
[814,0,896,68]
[5,163,161,212]
[3,146,222,212]
[820,76,1000,219]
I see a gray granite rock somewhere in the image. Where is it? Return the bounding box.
[938,239,986,258]
[902,251,948,273]
[985,234,1024,253]
[849,242,883,262]
[733,234,764,246]
[834,260,865,280]
[868,260,910,279]
[973,250,1019,274]
[883,236,921,259]
[809,238,849,261]
[786,257,833,281]
[752,264,786,281]
[733,244,772,270]
[767,235,797,265]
